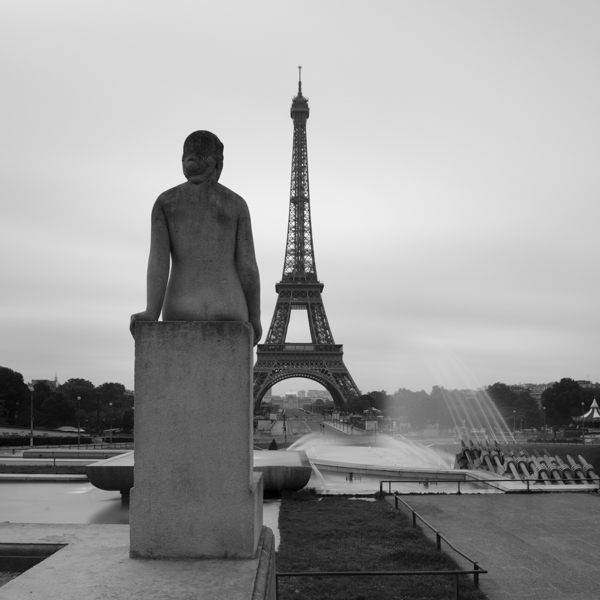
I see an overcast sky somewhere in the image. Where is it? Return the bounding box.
[1,1,598,396]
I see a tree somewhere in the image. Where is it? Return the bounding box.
[428,386,455,430]
[393,389,430,430]
[346,394,371,414]
[30,382,55,428]
[59,378,97,433]
[485,382,542,429]
[32,382,53,411]
[121,407,134,433]
[39,392,76,428]
[59,378,96,412]
[366,391,388,413]
[97,382,128,434]
[0,366,30,426]
[514,393,543,429]
[486,383,516,412]
[542,378,594,427]
[97,382,126,406]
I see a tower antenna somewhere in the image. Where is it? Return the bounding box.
[298,65,302,94]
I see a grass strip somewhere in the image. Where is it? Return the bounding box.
[277,491,486,600]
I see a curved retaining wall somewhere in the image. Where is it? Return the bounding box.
[86,450,312,495]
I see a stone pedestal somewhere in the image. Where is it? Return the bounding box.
[130,321,263,559]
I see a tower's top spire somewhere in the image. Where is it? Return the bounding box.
[291,66,309,119]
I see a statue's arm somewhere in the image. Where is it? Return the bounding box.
[129,199,171,337]
[236,201,262,345]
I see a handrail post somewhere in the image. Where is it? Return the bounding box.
[395,495,398,509]
[412,511,416,528]
[457,481,461,495]
[455,573,460,600]
[474,563,480,588]
[436,533,441,551]
[379,481,383,495]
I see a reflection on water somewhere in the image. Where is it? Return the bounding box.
[0,483,281,549]
[1,482,129,524]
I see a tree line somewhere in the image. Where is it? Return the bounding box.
[0,365,133,434]
[346,378,598,431]
[3,361,595,435]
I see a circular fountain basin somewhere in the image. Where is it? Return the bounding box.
[86,450,312,495]
[253,451,312,493]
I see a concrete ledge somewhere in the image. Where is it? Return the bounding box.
[0,523,275,600]
[0,474,87,482]
[252,527,276,600]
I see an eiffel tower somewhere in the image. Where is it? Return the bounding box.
[253,70,360,411]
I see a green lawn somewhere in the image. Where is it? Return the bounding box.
[276,491,487,600]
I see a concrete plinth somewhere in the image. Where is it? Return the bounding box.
[130,321,263,559]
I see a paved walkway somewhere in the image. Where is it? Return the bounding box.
[392,494,600,600]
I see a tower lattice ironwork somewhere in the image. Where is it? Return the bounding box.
[253,72,360,411]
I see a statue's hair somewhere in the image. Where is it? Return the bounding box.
[183,131,224,180]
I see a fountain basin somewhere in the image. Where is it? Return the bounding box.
[86,452,134,493]
[86,450,312,495]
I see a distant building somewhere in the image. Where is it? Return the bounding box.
[283,392,298,409]
[30,376,59,390]
[577,380,600,390]
[510,383,555,403]
[297,390,306,398]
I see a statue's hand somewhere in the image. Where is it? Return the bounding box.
[129,311,159,338]
[251,319,262,346]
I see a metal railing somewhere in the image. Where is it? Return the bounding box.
[379,476,600,495]
[257,343,343,353]
[391,494,487,590]
[276,568,486,600]
[0,442,133,455]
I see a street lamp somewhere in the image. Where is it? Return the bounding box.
[581,402,585,446]
[109,402,113,445]
[513,410,516,435]
[28,384,34,447]
[543,406,546,440]
[77,397,81,449]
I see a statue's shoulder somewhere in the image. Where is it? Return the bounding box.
[155,182,186,207]
[215,182,249,213]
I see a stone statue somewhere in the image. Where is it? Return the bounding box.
[130,131,262,344]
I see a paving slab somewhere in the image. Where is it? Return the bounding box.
[0,523,274,599]
[392,493,600,600]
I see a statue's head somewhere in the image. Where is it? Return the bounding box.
[182,131,224,182]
